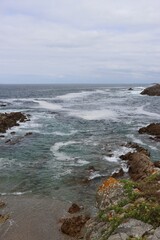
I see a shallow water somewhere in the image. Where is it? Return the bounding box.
[0,84,160,206]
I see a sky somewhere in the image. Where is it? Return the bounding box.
[0,0,160,84]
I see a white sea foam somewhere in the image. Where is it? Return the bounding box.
[0,191,32,196]
[68,109,117,121]
[50,141,78,161]
[103,147,134,163]
[127,134,146,145]
[55,90,97,101]
[35,100,62,111]
[53,130,78,136]
[135,105,160,118]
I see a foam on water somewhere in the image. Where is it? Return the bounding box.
[103,146,134,163]
[135,105,160,118]
[55,90,100,101]
[35,100,62,111]
[52,130,78,136]
[50,141,78,161]
[68,109,118,121]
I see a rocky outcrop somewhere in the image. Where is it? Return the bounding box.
[68,203,81,214]
[139,123,160,136]
[141,84,160,96]
[82,143,160,240]
[0,112,28,133]
[61,215,89,237]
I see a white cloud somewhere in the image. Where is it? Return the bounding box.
[0,0,160,83]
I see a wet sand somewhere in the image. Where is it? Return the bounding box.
[0,195,75,240]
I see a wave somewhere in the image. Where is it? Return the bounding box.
[103,146,134,163]
[55,90,99,101]
[34,100,62,111]
[68,109,118,121]
[52,130,78,136]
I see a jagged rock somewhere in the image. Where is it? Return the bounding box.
[68,203,81,214]
[141,84,160,96]
[149,136,160,142]
[96,177,125,210]
[61,215,89,237]
[110,219,153,239]
[25,132,33,136]
[112,168,124,178]
[10,131,16,135]
[154,161,160,168]
[123,142,150,156]
[128,88,133,91]
[0,112,28,133]
[151,227,160,240]
[139,123,160,136]
[0,135,5,138]
[127,152,154,181]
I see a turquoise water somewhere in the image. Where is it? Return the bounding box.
[0,84,160,205]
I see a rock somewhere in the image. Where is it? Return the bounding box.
[68,203,81,214]
[124,142,150,156]
[25,132,33,136]
[139,123,160,136]
[0,135,5,138]
[96,177,125,210]
[0,112,28,133]
[86,166,97,172]
[112,218,153,239]
[61,215,89,237]
[151,227,160,240]
[0,201,5,208]
[141,84,160,96]
[127,152,154,181]
[128,88,133,91]
[154,161,160,168]
[0,214,9,224]
[112,168,124,178]
[149,136,160,142]
[10,131,16,135]
[108,232,129,240]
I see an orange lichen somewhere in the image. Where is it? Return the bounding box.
[98,177,119,192]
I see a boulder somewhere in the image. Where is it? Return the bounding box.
[96,177,125,210]
[112,168,124,178]
[139,123,160,136]
[141,84,160,96]
[61,215,89,237]
[68,203,81,214]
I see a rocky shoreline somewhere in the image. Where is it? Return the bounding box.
[60,121,160,239]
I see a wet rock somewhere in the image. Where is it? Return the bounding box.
[10,131,16,135]
[0,135,5,138]
[25,132,33,136]
[154,161,160,168]
[141,84,160,96]
[86,166,97,172]
[149,136,160,142]
[61,215,89,237]
[112,168,124,178]
[96,177,125,210]
[0,112,28,133]
[139,123,160,136]
[128,88,133,91]
[68,203,81,214]
[124,142,150,156]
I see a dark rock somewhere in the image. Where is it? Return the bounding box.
[141,84,160,96]
[112,168,124,178]
[149,136,160,142]
[68,203,81,214]
[127,152,154,181]
[0,112,28,133]
[5,139,11,144]
[61,215,89,237]
[86,166,97,172]
[10,131,16,135]
[139,123,160,136]
[154,161,160,168]
[0,135,5,138]
[25,132,33,136]
[128,88,133,90]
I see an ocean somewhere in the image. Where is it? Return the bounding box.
[0,84,160,206]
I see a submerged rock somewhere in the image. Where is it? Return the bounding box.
[61,215,89,237]
[68,203,81,214]
[141,84,160,96]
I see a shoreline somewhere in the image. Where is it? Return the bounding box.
[0,194,75,240]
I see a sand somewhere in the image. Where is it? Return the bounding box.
[0,195,75,240]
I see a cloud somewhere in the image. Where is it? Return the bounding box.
[0,0,160,83]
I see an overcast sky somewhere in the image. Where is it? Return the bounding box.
[0,0,160,84]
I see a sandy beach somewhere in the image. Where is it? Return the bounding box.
[0,195,74,240]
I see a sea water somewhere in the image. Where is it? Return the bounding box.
[0,84,159,205]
